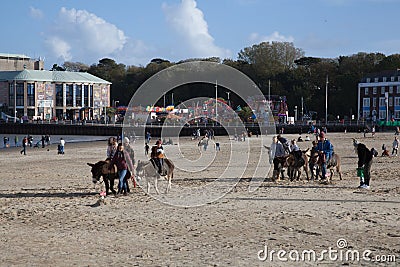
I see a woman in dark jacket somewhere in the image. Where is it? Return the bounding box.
[355,141,373,189]
[110,143,133,195]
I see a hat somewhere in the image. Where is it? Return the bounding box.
[318,132,325,138]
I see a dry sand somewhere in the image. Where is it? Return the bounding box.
[0,132,399,266]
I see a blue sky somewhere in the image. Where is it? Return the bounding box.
[1,0,399,69]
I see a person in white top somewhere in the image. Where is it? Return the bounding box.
[58,138,65,154]
[392,137,399,156]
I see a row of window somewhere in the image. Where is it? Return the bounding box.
[361,110,400,120]
[9,83,94,107]
[366,76,400,83]
[364,86,400,95]
[363,97,400,107]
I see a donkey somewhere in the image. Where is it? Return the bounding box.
[286,149,310,181]
[87,160,131,195]
[136,158,174,194]
[316,153,342,182]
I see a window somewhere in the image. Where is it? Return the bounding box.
[379,110,386,120]
[389,86,393,94]
[373,87,377,94]
[363,110,370,119]
[395,110,400,119]
[366,78,371,83]
[383,77,387,82]
[391,76,395,82]
[66,84,73,107]
[16,83,24,106]
[379,97,386,107]
[375,77,379,82]
[381,87,385,94]
[364,88,368,95]
[395,97,400,106]
[55,84,63,107]
[75,84,82,107]
[90,85,93,107]
[397,86,400,94]
[84,85,89,107]
[373,97,377,107]
[363,98,370,107]
[27,83,35,106]
[389,97,393,107]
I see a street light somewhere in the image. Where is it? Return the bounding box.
[13,79,16,123]
[325,75,329,124]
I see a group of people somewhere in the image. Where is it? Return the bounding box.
[270,131,376,189]
[271,132,334,181]
[381,136,399,157]
[106,136,168,196]
[106,137,135,196]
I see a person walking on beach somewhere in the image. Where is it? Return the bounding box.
[20,136,27,155]
[354,140,373,189]
[14,136,19,147]
[109,143,133,195]
[392,136,399,156]
[316,132,334,180]
[3,136,9,148]
[59,138,65,154]
[270,135,287,181]
[144,143,149,156]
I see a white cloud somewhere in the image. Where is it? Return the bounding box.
[44,7,149,65]
[249,32,294,44]
[29,6,43,20]
[45,36,72,62]
[162,0,230,60]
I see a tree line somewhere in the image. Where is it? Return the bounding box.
[51,41,400,121]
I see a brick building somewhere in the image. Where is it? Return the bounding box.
[0,69,111,121]
[358,70,400,122]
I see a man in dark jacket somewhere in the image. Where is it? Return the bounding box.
[354,140,373,189]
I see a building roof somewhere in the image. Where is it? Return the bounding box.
[0,69,111,84]
[360,69,400,83]
[0,53,30,59]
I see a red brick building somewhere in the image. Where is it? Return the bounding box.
[358,70,400,122]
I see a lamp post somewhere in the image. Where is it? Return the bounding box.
[14,80,16,123]
[114,100,119,107]
[294,106,298,122]
[325,75,329,124]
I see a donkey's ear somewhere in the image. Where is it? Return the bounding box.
[87,163,94,167]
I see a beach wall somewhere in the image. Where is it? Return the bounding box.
[0,122,367,137]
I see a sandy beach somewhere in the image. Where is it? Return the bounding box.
[0,132,399,266]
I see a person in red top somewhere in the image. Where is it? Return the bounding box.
[109,143,134,195]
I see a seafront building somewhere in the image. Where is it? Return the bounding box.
[0,53,111,121]
[358,69,400,122]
